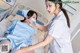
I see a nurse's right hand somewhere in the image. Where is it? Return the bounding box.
[15,49,35,53]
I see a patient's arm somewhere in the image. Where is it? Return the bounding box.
[35,23,48,32]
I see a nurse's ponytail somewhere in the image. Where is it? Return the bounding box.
[46,0,70,28]
[61,8,70,28]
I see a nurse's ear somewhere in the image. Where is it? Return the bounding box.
[56,4,60,9]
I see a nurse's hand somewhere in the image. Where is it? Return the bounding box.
[14,48,35,53]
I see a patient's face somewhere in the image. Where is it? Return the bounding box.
[31,13,37,20]
[25,13,37,24]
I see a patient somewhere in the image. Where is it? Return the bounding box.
[0,10,38,53]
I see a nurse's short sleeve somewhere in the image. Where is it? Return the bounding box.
[48,20,64,39]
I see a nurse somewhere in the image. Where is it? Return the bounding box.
[15,0,73,53]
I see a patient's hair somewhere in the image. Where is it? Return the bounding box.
[21,10,38,22]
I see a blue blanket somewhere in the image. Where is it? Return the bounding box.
[4,20,35,53]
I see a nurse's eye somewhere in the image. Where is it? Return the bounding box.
[49,5,52,7]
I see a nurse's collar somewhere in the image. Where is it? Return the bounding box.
[57,11,63,17]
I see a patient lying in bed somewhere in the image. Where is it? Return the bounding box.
[0,10,38,53]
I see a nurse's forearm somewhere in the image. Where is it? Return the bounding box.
[14,35,53,53]
[26,35,53,51]
[29,41,47,50]
[35,23,48,31]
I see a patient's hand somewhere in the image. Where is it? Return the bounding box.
[14,48,35,53]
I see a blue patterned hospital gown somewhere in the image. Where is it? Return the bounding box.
[5,20,35,53]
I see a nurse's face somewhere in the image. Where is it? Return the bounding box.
[46,1,56,14]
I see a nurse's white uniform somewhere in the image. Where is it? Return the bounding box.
[48,11,73,53]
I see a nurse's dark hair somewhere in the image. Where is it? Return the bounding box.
[21,10,38,22]
[45,0,70,28]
